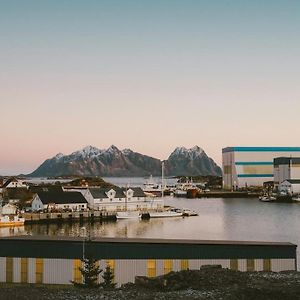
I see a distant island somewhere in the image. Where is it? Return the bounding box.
[27,145,222,177]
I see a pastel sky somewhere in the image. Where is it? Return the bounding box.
[1,0,300,175]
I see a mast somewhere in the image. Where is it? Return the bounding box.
[161,161,164,198]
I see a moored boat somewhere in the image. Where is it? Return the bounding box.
[0,215,25,227]
[116,211,141,219]
[149,210,183,218]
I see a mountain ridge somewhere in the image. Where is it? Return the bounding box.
[28,145,222,177]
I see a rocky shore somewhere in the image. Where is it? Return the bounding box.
[1,266,300,300]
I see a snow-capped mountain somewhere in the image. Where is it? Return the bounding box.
[164,146,221,176]
[28,145,221,177]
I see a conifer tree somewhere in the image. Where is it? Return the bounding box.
[101,265,116,289]
[72,256,102,288]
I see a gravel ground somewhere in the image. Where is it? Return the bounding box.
[1,267,300,300]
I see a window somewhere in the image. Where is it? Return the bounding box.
[263,259,271,271]
[181,260,189,270]
[230,259,238,271]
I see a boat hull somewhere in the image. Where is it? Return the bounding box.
[116,212,141,219]
[149,212,183,218]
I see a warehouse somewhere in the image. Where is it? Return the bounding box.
[222,147,300,189]
[0,236,297,286]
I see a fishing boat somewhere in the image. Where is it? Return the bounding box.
[0,215,25,227]
[142,175,165,197]
[174,178,199,197]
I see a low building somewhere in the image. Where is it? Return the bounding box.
[66,187,163,211]
[0,237,297,286]
[278,179,300,195]
[31,192,88,211]
[274,157,300,185]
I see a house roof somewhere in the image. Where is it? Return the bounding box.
[286,179,300,184]
[2,177,20,188]
[36,192,87,205]
[88,187,146,199]
[30,185,64,193]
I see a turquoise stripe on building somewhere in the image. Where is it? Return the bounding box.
[222,147,300,153]
[235,162,273,165]
[237,174,273,178]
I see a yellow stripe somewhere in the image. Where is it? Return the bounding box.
[147,259,156,278]
[263,259,271,271]
[73,259,82,283]
[247,259,255,271]
[21,258,28,283]
[180,259,189,270]
[106,259,115,283]
[6,257,13,283]
[230,259,238,271]
[35,258,43,284]
[163,259,173,275]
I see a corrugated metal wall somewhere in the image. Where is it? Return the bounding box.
[0,257,296,286]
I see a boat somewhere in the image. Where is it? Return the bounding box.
[182,208,198,216]
[259,195,276,202]
[142,175,162,197]
[292,195,300,202]
[149,209,183,218]
[0,215,25,227]
[174,178,199,197]
[116,211,141,219]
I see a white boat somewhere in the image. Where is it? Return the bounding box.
[182,209,198,216]
[149,208,183,218]
[259,195,276,202]
[0,215,25,227]
[142,175,163,196]
[116,211,141,219]
[292,195,300,202]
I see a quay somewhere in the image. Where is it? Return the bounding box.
[187,191,260,199]
[0,236,297,286]
[21,210,118,224]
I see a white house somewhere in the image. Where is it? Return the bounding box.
[2,177,27,189]
[65,187,163,211]
[1,203,17,215]
[278,179,300,195]
[31,192,88,212]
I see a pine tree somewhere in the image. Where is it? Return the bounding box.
[72,256,102,288]
[101,265,116,289]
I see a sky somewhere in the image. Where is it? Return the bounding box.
[1,0,300,175]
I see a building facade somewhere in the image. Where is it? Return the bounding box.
[222,147,300,189]
[274,157,300,185]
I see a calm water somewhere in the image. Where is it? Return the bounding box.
[3,177,300,267]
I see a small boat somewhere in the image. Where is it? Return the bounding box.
[259,195,276,202]
[292,195,300,202]
[149,208,183,218]
[0,215,25,227]
[174,178,200,197]
[116,211,141,219]
[182,209,198,216]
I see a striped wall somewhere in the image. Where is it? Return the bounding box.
[0,257,296,286]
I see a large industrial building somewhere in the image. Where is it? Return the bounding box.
[222,147,300,189]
